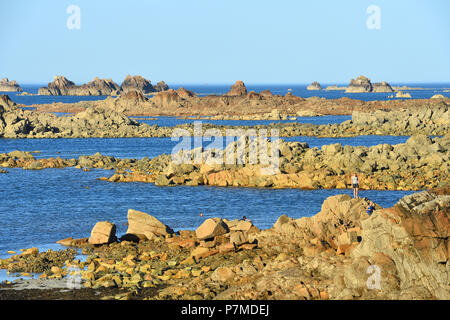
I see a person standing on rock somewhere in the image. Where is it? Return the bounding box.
[366,202,375,216]
[351,173,359,198]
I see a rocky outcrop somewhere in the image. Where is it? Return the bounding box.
[154,81,169,92]
[325,85,346,91]
[125,132,449,191]
[38,76,121,96]
[38,76,76,95]
[0,78,23,92]
[0,102,167,138]
[346,76,373,93]
[176,87,196,98]
[217,189,449,300]
[431,94,446,99]
[120,75,156,94]
[83,77,121,95]
[372,81,394,93]
[396,91,412,98]
[345,76,394,93]
[151,89,182,108]
[266,194,371,255]
[307,81,322,91]
[227,81,247,96]
[351,103,449,134]
[348,191,450,299]
[0,94,18,111]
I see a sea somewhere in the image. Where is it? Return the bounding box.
[0,83,445,281]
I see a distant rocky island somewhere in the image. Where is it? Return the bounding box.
[306,81,322,91]
[38,75,169,96]
[345,76,394,93]
[315,76,396,93]
[0,78,23,92]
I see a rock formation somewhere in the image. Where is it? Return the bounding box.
[349,191,450,299]
[325,85,346,91]
[306,81,322,91]
[151,89,183,108]
[154,81,169,92]
[120,75,156,94]
[0,78,23,92]
[227,81,247,96]
[38,76,121,96]
[131,132,450,191]
[0,97,163,138]
[396,91,412,98]
[372,81,394,93]
[346,76,373,93]
[176,86,196,98]
[38,76,76,95]
[345,76,393,93]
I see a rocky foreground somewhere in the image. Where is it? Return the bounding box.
[0,189,448,300]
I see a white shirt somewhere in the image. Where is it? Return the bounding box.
[352,176,358,184]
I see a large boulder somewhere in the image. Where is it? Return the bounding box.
[88,221,117,245]
[196,218,230,240]
[126,209,174,238]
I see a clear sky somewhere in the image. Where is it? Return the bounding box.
[1,0,449,85]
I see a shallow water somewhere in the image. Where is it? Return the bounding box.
[137,115,352,127]
[0,168,415,257]
[0,135,411,160]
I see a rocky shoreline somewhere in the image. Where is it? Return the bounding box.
[1,132,448,192]
[108,134,449,191]
[1,188,448,300]
[1,93,449,139]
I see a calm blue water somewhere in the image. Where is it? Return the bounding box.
[0,135,410,160]
[0,168,414,257]
[137,115,352,127]
[3,83,449,105]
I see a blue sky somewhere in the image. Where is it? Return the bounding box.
[1,0,449,84]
